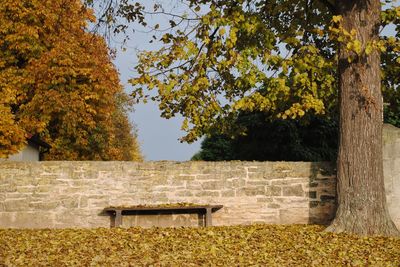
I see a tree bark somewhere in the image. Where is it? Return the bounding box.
[326,0,399,236]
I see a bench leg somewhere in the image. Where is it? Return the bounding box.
[205,208,212,227]
[114,210,123,227]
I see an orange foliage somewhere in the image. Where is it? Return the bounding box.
[0,0,142,160]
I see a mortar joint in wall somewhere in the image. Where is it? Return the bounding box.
[245,167,250,180]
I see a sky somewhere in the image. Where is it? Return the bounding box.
[115,52,201,162]
[112,1,202,161]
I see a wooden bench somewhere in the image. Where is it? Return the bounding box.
[104,205,223,228]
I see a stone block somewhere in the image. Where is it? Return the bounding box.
[29,201,60,210]
[186,181,202,190]
[168,179,185,186]
[152,186,173,192]
[0,174,14,184]
[388,196,400,215]
[274,197,308,207]
[178,175,196,181]
[256,197,273,203]
[267,203,281,209]
[5,193,31,199]
[246,181,268,187]
[239,204,263,210]
[71,180,93,187]
[247,167,259,172]
[383,160,394,180]
[226,179,246,188]
[226,170,247,179]
[282,184,304,197]
[31,192,50,199]
[88,198,110,209]
[79,196,89,208]
[36,177,55,186]
[247,172,266,180]
[0,184,17,193]
[2,212,55,228]
[391,141,400,158]
[52,175,73,185]
[0,212,16,227]
[61,198,79,208]
[195,191,220,197]
[266,186,282,196]
[201,181,224,190]
[293,164,315,178]
[393,158,400,188]
[34,185,54,193]
[53,211,89,228]
[259,215,279,224]
[320,195,336,202]
[149,192,168,200]
[4,199,29,211]
[279,207,309,224]
[194,174,213,180]
[272,162,294,172]
[309,191,317,199]
[243,186,265,196]
[174,190,194,197]
[16,186,35,194]
[60,187,83,194]
[271,178,308,186]
[309,201,319,208]
[221,190,235,197]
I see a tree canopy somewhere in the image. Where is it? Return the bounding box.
[0,0,142,161]
[192,114,339,162]
[127,0,399,143]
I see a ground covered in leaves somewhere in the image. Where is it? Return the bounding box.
[1,225,399,266]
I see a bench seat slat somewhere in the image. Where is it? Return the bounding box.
[104,205,223,212]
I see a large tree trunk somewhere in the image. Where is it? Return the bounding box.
[326,0,399,236]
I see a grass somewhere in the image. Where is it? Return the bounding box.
[0,224,399,266]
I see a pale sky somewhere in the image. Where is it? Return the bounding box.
[116,54,202,161]
[112,1,202,161]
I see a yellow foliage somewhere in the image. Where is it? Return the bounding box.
[0,0,142,160]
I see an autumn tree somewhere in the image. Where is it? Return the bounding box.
[99,0,400,235]
[0,0,142,161]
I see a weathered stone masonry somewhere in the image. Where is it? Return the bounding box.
[0,124,399,229]
[0,161,338,228]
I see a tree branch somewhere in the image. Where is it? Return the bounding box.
[142,11,201,21]
[318,0,337,14]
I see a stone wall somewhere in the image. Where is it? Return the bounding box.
[383,124,400,227]
[0,161,338,228]
[0,124,399,229]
